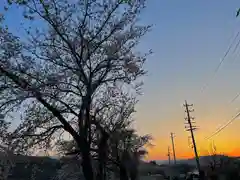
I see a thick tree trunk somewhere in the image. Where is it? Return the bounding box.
[97,160,104,180]
[129,168,138,180]
[78,94,94,180]
[129,154,139,180]
[120,164,129,180]
[75,134,94,180]
[94,115,110,180]
[81,149,94,180]
[97,142,108,180]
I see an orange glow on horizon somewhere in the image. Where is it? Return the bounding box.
[145,133,240,161]
[146,147,240,161]
[145,143,240,160]
[137,103,240,161]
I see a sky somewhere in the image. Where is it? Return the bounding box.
[2,0,240,161]
[134,0,240,160]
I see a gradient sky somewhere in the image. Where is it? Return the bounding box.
[2,1,240,161]
[134,0,240,160]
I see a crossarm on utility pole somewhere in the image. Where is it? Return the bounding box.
[184,100,201,176]
[167,146,171,165]
[170,132,176,164]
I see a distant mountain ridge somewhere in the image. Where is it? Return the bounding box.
[155,155,237,166]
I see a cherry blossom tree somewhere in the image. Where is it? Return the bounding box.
[0,0,151,179]
[0,116,15,180]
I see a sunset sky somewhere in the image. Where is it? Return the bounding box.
[133,0,240,160]
[2,0,240,161]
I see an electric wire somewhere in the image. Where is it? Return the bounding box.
[205,110,240,140]
[199,31,240,141]
[200,31,240,93]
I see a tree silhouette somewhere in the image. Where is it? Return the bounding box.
[0,1,151,179]
[55,91,152,180]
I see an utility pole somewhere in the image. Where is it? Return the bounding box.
[170,132,176,164]
[167,146,171,165]
[184,100,201,176]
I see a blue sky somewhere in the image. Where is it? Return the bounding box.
[137,0,240,105]
[135,1,240,126]
[2,0,240,159]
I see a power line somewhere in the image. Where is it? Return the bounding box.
[205,110,240,140]
[230,92,240,104]
[226,36,240,104]
[198,31,240,141]
[231,38,240,63]
[232,35,240,55]
[200,31,240,94]
[205,98,240,141]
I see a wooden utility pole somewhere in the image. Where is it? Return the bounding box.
[167,146,171,165]
[170,132,176,164]
[184,100,201,176]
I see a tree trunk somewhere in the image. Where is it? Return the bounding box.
[76,135,94,180]
[97,160,104,180]
[81,148,94,180]
[129,153,139,180]
[94,115,110,180]
[120,164,129,180]
[129,168,138,180]
[79,94,94,180]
